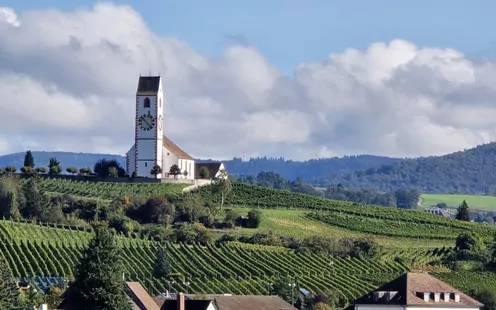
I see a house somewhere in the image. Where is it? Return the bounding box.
[424,207,451,218]
[156,294,297,310]
[56,281,159,310]
[350,272,483,310]
[194,162,226,180]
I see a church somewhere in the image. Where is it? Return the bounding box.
[125,76,224,180]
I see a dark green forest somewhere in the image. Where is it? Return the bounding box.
[313,143,496,194]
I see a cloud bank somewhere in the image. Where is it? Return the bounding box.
[0,3,495,160]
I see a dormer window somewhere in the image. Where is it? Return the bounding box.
[144,97,150,108]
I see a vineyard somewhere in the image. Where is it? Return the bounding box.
[0,218,479,301]
[195,183,496,241]
[32,177,188,200]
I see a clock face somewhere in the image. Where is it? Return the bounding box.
[158,115,163,130]
[138,114,156,131]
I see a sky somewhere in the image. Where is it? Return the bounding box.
[0,1,496,160]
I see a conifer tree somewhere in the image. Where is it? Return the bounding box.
[23,150,34,168]
[70,227,131,310]
[153,244,170,279]
[0,255,24,310]
[456,200,471,221]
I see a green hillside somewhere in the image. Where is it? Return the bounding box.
[314,142,496,193]
[1,175,495,305]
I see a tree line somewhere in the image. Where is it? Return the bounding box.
[1,150,215,179]
[234,171,421,209]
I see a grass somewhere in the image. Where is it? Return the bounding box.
[227,208,453,248]
[421,194,496,211]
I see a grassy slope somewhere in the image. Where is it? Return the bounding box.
[7,178,496,301]
[422,193,496,211]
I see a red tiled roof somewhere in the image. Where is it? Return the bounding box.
[163,135,194,160]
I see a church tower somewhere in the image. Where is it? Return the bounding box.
[133,76,164,178]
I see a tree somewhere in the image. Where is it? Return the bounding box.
[470,288,496,310]
[0,255,24,310]
[34,167,47,174]
[23,150,34,168]
[153,244,171,279]
[94,159,125,178]
[20,166,34,174]
[79,167,91,176]
[66,167,77,175]
[70,227,131,310]
[272,274,298,305]
[4,167,16,173]
[183,170,188,178]
[199,167,209,179]
[48,157,61,175]
[211,169,232,209]
[456,200,471,221]
[150,165,162,177]
[247,209,262,228]
[108,167,119,178]
[169,164,181,179]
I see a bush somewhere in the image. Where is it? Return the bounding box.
[246,209,262,228]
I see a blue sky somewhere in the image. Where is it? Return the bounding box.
[5,0,496,74]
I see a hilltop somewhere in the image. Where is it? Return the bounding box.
[316,142,496,194]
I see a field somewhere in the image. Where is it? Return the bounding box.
[421,193,496,211]
[3,177,496,303]
[0,218,484,303]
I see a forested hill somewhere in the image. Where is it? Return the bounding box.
[0,151,399,181]
[315,142,496,194]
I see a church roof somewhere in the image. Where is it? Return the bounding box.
[137,76,161,93]
[163,135,194,160]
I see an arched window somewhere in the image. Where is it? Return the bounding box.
[144,97,150,108]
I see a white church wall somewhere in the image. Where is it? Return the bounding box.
[178,159,195,180]
[126,145,136,175]
[162,146,179,177]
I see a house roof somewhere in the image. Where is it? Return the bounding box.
[160,299,212,310]
[137,76,161,93]
[212,295,297,310]
[163,135,194,160]
[195,162,223,179]
[351,272,483,307]
[125,282,160,310]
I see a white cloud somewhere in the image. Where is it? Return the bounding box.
[0,3,495,160]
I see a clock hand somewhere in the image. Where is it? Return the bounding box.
[143,118,151,127]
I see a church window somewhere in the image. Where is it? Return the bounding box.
[145,163,147,167]
[144,97,151,108]
[159,99,162,108]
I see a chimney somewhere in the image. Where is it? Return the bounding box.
[453,293,460,302]
[442,292,450,302]
[177,292,185,310]
[423,292,430,302]
[434,293,441,302]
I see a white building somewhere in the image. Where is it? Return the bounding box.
[351,272,483,310]
[126,76,195,179]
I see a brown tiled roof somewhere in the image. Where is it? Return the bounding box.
[195,162,223,179]
[213,295,297,310]
[137,76,160,93]
[125,282,160,310]
[351,272,483,307]
[163,135,194,160]
[160,299,212,310]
